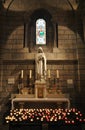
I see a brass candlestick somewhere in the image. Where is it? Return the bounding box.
[56,78,60,90]
[29,78,33,94]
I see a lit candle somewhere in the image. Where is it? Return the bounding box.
[56,70,59,78]
[29,70,32,78]
[48,70,51,78]
[21,70,23,78]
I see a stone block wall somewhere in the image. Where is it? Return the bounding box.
[0,1,85,129]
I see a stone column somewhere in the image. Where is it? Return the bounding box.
[53,22,57,48]
[24,18,31,52]
[52,18,57,48]
[24,23,28,48]
[52,17,58,52]
[83,17,85,42]
[0,61,3,92]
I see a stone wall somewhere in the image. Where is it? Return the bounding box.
[0,0,85,129]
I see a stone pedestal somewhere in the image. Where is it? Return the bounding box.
[35,80,47,98]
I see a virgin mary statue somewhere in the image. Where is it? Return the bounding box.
[35,47,47,81]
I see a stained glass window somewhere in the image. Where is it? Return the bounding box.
[36,19,46,45]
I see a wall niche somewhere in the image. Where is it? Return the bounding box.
[24,9,54,53]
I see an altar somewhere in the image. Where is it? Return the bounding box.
[11,97,70,110]
[10,47,70,110]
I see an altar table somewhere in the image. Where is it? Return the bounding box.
[11,97,70,109]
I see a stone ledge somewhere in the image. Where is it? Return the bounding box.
[2,52,77,61]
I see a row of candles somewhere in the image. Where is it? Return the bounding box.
[5,108,85,124]
[48,70,59,78]
[21,70,59,79]
[21,70,32,79]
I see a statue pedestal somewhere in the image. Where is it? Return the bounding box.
[35,80,47,98]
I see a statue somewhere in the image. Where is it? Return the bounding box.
[35,47,47,81]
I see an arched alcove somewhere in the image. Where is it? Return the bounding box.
[25,9,55,52]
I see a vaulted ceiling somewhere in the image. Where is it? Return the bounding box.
[0,0,84,12]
